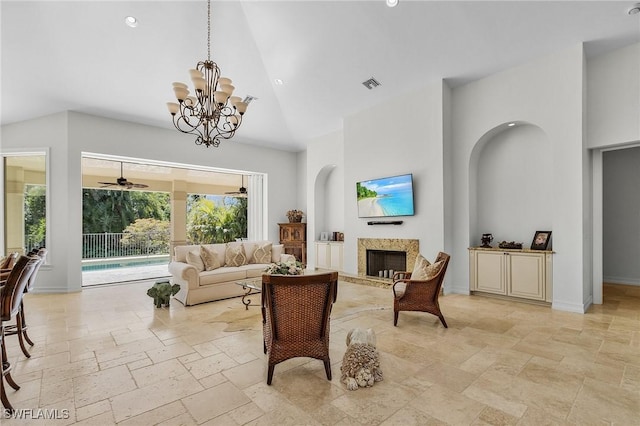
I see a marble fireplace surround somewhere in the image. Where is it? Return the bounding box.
[357,238,420,277]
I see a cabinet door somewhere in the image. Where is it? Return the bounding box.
[280,226,291,242]
[330,243,343,271]
[507,252,545,300]
[475,251,506,294]
[316,243,329,268]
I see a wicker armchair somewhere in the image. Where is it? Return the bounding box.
[392,252,450,328]
[261,271,339,385]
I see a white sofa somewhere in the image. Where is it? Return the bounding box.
[169,241,294,306]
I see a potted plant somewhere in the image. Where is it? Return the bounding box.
[287,209,304,223]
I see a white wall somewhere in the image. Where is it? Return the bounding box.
[474,124,553,246]
[342,83,447,276]
[603,147,640,285]
[451,44,587,311]
[1,111,299,293]
[587,42,640,149]
[2,113,71,292]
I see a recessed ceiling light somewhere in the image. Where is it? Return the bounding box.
[274,79,284,86]
[125,16,138,28]
[628,3,640,14]
[386,0,399,8]
[507,122,516,127]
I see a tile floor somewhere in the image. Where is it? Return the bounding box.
[2,280,639,425]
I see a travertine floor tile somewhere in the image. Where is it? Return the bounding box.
[0,280,637,425]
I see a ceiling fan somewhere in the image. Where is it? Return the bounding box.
[225,175,247,197]
[98,162,149,189]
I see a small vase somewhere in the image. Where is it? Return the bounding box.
[289,217,302,223]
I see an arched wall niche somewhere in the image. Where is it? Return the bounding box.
[468,122,552,248]
[313,164,337,242]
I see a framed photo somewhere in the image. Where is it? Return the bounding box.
[320,232,329,241]
[530,231,551,250]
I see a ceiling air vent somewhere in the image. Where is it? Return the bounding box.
[362,77,381,90]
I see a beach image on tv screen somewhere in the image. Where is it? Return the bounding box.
[356,174,414,217]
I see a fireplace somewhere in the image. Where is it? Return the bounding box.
[367,249,406,277]
[357,238,419,277]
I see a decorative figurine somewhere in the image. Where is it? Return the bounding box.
[481,233,494,248]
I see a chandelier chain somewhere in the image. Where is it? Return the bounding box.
[207,0,211,61]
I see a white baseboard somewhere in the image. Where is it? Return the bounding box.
[603,276,640,286]
[552,299,589,313]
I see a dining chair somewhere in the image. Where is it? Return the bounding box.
[1,255,39,413]
[392,252,450,328]
[3,248,47,357]
[261,271,339,385]
[0,252,19,282]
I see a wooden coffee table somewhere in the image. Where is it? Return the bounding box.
[236,278,262,310]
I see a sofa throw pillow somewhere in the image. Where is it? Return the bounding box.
[411,253,431,280]
[186,250,205,272]
[251,242,272,264]
[225,243,247,267]
[200,245,222,271]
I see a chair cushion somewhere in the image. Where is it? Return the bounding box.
[186,250,205,272]
[225,242,247,266]
[251,242,272,264]
[200,245,222,271]
[411,253,431,280]
[425,260,445,279]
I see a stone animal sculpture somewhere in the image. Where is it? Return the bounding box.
[340,328,383,390]
[147,282,180,308]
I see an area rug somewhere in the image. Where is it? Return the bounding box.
[208,306,262,332]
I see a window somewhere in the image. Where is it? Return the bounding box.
[1,151,49,256]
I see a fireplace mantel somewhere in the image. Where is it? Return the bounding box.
[357,238,419,276]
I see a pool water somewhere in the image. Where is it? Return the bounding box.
[82,257,169,272]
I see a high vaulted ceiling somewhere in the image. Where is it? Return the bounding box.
[2,1,639,152]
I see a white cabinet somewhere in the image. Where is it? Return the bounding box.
[315,242,343,271]
[469,248,552,303]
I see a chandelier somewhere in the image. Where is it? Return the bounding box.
[166,0,249,147]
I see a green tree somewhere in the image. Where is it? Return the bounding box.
[187,196,247,244]
[82,189,170,233]
[120,218,170,255]
[24,185,46,247]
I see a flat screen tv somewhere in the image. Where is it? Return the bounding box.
[356,173,415,218]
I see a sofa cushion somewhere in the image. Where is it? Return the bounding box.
[174,245,195,263]
[251,242,272,264]
[225,242,247,267]
[241,263,270,278]
[199,267,246,286]
[186,250,205,272]
[200,245,222,271]
[271,244,284,262]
